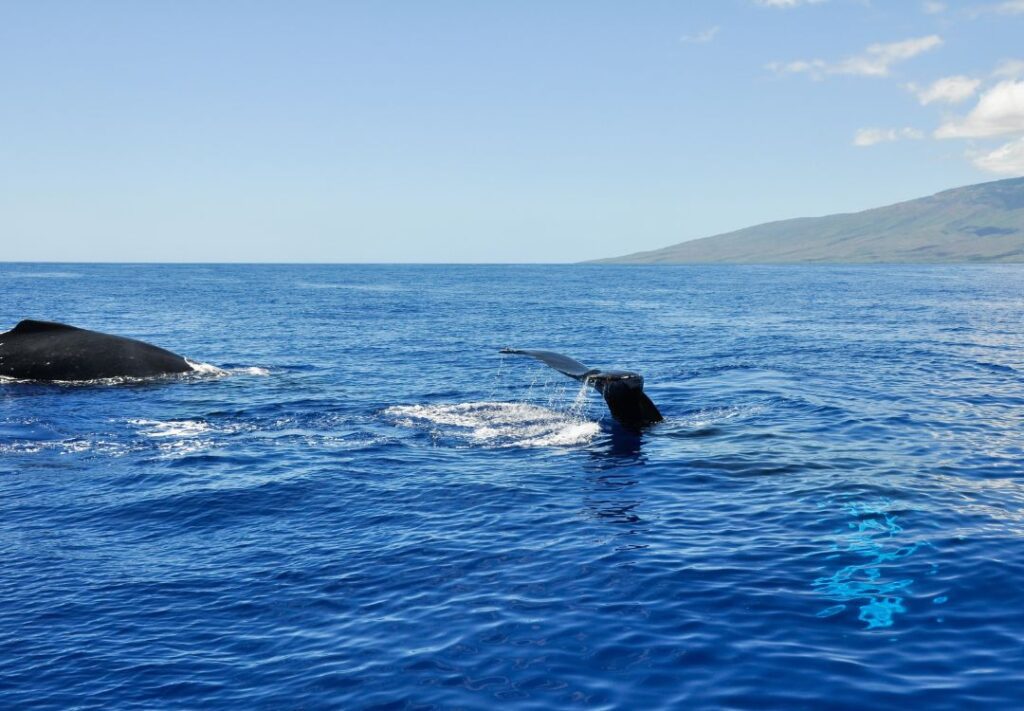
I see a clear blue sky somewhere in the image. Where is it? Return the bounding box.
[2,0,1023,263]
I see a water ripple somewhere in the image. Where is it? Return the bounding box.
[3,264,1024,708]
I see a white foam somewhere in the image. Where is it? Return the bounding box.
[127,417,259,458]
[0,438,133,457]
[129,418,211,438]
[231,366,271,376]
[185,360,228,376]
[185,360,270,377]
[385,401,600,448]
[0,362,267,386]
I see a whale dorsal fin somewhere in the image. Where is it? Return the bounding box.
[10,320,82,335]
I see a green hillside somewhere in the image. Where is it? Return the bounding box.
[595,177,1024,264]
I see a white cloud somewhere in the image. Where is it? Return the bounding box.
[907,75,981,104]
[767,59,827,76]
[681,26,720,44]
[995,0,1024,13]
[935,80,1024,138]
[994,59,1024,79]
[754,0,827,7]
[769,35,943,79]
[971,0,1024,16]
[837,36,945,77]
[923,1,946,12]
[971,137,1024,174]
[854,127,925,146]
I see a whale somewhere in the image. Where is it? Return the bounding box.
[500,348,663,428]
[0,320,194,382]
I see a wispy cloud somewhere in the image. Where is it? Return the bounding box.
[935,80,1024,138]
[922,1,947,13]
[754,0,827,6]
[971,137,1024,173]
[969,0,1024,17]
[993,59,1024,78]
[853,127,925,146]
[768,35,943,79]
[907,75,981,104]
[993,0,1024,13]
[680,26,720,44]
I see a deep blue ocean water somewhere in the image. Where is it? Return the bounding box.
[2,263,1024,709]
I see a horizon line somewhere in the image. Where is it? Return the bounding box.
[4,261,1024,267]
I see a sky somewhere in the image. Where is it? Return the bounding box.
[2,0,1023,263]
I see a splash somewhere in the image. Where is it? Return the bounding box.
[186,361,271,377]
[184,360,228,376]
[568,379,592,419]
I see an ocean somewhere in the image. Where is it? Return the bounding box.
[2,263,1024,709]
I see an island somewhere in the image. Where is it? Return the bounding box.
[593,176,1024,264]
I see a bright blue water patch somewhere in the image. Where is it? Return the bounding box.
[2,264,1024,708]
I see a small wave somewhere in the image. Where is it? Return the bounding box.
[2,271,82,279]
[0,438,134,457]
[128,418,255,458]
[972,361,1017,374]
[129,417,254,438]
[295,281,398,292]
[678,404,767,430]
[385,401,599,448]
[128,418,212,438]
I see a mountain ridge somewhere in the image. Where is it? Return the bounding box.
[593,176,1024,264]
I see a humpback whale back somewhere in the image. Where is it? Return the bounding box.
[0,320,194,381]
[500,348,663,428]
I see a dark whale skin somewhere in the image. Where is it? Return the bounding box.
[0,320,194,381]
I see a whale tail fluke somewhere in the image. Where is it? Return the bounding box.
[498,348,596,380]
[499,348,663,428]
[601,381,663,427]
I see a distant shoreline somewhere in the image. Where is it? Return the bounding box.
[595,176,1024,265]
[5,261,1024,267]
